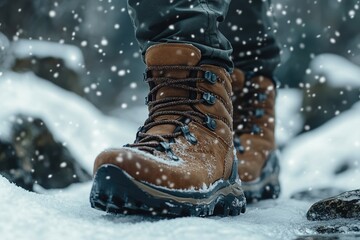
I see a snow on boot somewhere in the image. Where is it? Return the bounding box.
[231,68,281,203]
[90,43,246,217]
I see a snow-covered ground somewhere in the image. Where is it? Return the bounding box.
[0,71,359,239]
[0,177,312,240]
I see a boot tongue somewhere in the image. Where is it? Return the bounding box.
[231,68,245,92]
[145,43,202,102]
[143,43,202,138]
[145,43,201,67]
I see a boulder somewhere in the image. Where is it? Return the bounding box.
[0,114,91,191]
[307,189,360,221]
[11,40,85,97]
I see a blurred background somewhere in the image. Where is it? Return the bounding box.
[0,0,359,198]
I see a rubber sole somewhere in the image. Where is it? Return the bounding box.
[241,151,281,203]
[90,164,246,217]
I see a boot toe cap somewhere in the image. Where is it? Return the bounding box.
[93,148,209,190]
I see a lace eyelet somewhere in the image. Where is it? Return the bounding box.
[202,92,216,105]
[204,115,217,131]
[258,93,267,102]
[180,125,197,145]
[142,72,147,82]
[143,70,152,81]
[204,71,217,84]
[145,95,153,105]
[234,137,245,154]
[254,109,265,118]
[251,124,261,134]
[159,142,179,161]
[245,71,256,80]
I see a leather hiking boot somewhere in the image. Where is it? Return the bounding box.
[90,43,246,217]
[231,68,281,203]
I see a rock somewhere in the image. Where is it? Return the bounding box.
[291,187,347,202]
[307,189,360,221]
[0,114,91,191]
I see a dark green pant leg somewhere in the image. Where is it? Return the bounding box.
[127,0,233,71]
[220,0,281,77]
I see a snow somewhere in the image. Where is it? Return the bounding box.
[0,66,359,238]
[119,147,185,167]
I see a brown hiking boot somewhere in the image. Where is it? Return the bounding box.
[231,68,281,203]
[90,43,246,217]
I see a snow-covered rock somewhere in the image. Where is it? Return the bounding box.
[281,101,360,197]
[307,189,360,221]
[310,54,360,88]
[0,71,138,172]
[11,40,84,72]
[0,114,91,191]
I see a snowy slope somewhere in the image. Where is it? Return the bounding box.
[281,102,360,197]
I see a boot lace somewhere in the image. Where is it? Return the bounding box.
[233,72,268,153]
[126,65,220,160]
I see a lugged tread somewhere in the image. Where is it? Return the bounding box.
[90,164,246,217]
[242,151,281,203]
